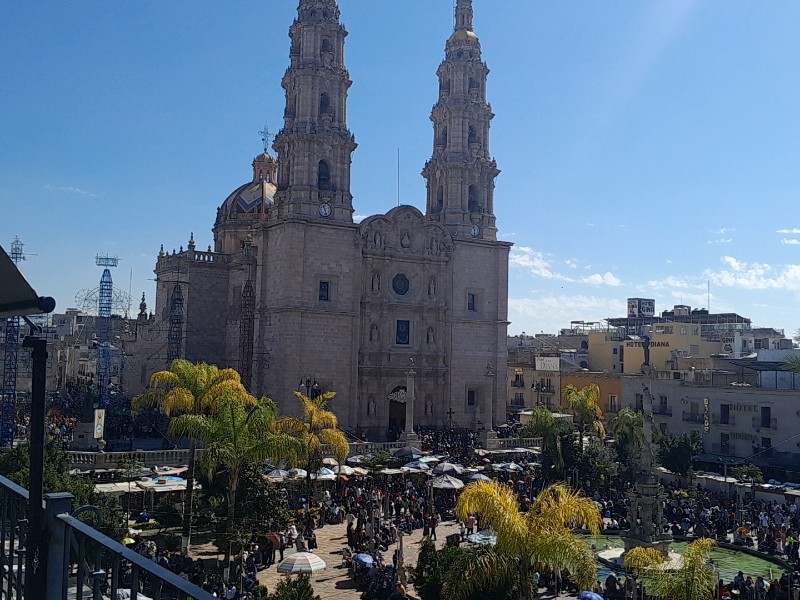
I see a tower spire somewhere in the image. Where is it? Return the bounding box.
[273,0,356,221]
[454,0,474,32]
[423,0,499,241]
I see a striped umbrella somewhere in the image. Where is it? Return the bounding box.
[277,552,327,574]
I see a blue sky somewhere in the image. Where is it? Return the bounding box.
[2,1,800,337]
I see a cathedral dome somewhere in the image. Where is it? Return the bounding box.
[214,152,277,227]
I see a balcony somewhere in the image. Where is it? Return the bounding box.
[682,411,704,424]
[752,416,778,430]
[711,414,736,426]
[0,474,214,599]
[652,405,673,416]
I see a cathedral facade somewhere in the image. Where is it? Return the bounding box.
[127,0,511,441]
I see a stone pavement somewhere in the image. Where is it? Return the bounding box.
[255,518,463,599]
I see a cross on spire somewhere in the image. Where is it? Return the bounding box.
[454,0,473,31]
[258,120,274,153]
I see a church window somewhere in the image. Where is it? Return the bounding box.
[442,78,451,95]
[468,184,479,212]
[392,274,410,296]
[439,126,447,147]
[467,389,476,406]
[469,77,478,92]
[467,293,476,311]
[320,92,332,115]
[321,38,332,53]
[435,186,443,212]
[318,281,330,302]
[396,320,410,345]
[468,125,477,144]
[318,160,331,190]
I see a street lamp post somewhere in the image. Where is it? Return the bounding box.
[483,362,497,445]
[299,376,321,400]
[401,359,419,443]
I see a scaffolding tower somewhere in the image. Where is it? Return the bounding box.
[166,283,184,364]
[95,255,119,407]
[239,280,255,390]
[1,237,25,446]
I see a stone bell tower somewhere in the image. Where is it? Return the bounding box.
[273,0,357,222]
[422,0,500,241]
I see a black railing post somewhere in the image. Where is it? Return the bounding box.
[44,492,73,597]
[22,334,47,599]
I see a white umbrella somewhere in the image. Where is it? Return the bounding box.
[289,468,308,479]
[402,461,430,471]
[432,462,464,476]
[322,457,339,467]
[277,552,327,573]
[337,465,355,476]
[430,475,465,490]
[312,467,336,481]
[266,469,289,482]
[469,473,492,482]
[497,462,523,472]
[351,467,369,476]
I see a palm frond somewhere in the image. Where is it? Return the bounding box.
[441,548,517,600]
[456,481,527,555]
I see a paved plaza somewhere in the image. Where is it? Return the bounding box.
[253,518,462,599]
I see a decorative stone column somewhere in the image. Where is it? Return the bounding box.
[482,362,497,444]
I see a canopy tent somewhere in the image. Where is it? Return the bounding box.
[432,462,464,476]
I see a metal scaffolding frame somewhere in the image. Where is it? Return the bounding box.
[167,283,184,364]
[239,280,255,390]
[1,237,26,446]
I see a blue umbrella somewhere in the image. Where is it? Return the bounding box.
[353,553,374,567]
[577,592,604,600]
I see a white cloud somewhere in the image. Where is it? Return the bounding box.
[781,238,800,245]
[509,295,628,332]
[565,259,578,269]
[704,256,800,291]
[715,228,736,234]
[44,184,99,198]
[582,272,621,286]
[647,276,694,290]
[708,238,732,244]
[353,214,368,223]
[509,247,572,281]
[777,228,800,234]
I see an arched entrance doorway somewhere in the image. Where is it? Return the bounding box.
[387,385,406,440]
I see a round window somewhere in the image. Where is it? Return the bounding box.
[392,274,410,296]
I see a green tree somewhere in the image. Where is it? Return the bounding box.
[444,481,601,600]
[269,573,320,600]
[274,391,350,501]
[626,538,717,600]
[133,359,253,551]
[520,407,564,471]
[607,407,644,482]
[413,538,517,600]
[0,437,124,538]
[658,432,702,477]
[563,384,605,450]
[575,441,619,492]
[171,393,303,565]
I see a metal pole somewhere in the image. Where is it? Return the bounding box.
[23,334,47,599]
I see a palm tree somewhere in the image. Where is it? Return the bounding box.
[170,392,304,566]
[274,391,350,502]
[132,359,253,551]
[563,384,605,450]
[443,481,601,600]
[625,538,717,600]
[519,406,565,478]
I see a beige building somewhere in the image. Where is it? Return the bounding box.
[126,0,510,441]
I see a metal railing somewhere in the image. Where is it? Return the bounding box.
[752,416,778,430]
[0,475,30,600]
[652,405,673,416]
[0,474,214,599]
[711,413,736,426]
[681,411,704,424]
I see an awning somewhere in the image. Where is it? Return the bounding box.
[0,245,55,318]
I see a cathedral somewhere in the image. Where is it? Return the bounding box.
[128,0,511,441]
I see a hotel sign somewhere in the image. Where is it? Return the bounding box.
[535,357,560,371]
